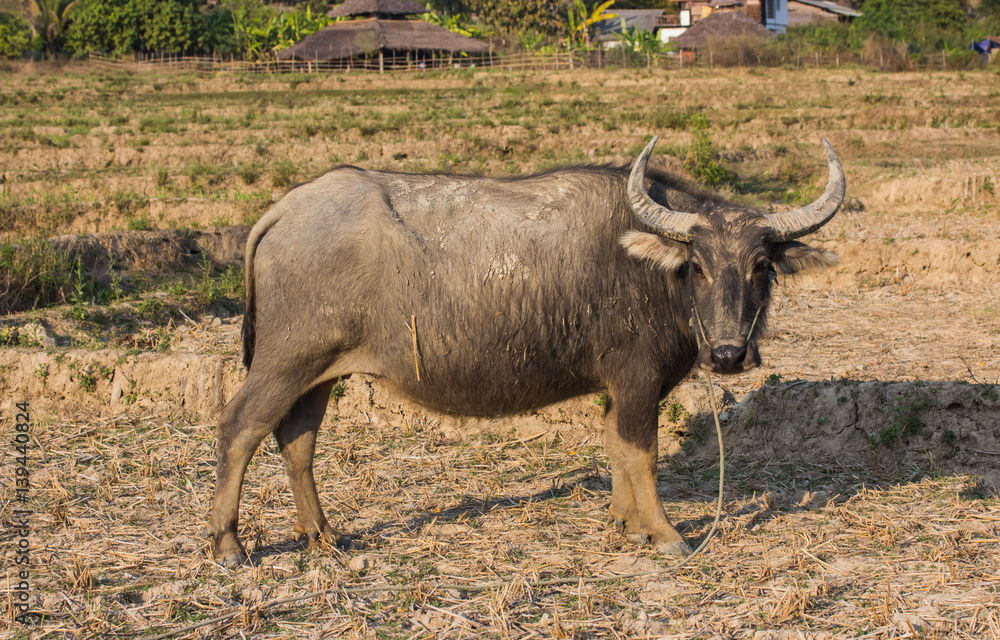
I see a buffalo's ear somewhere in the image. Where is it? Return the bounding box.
[772,241,838,274]
[620,230,688,271]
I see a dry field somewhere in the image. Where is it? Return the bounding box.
[1,62,999,639]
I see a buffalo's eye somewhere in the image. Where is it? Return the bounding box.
[692,263,704,277]
[753,261,770,274]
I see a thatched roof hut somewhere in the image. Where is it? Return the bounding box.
[277,18,489,61]
[279,0,488,65]
[675,10,774,49]
[328,0,428,18]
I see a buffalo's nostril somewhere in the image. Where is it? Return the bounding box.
[710,345,747,371]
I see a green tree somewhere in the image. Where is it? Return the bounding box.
[33,0,77,54]
[469,0,562,36]
[852,0,967,38]
[65,0,240,57]
[228,2,330,60]
[201,6,238,55]
[63,0,138,57]
[850,0,970,52]
[137,0,205,54]
[0,10,31,57]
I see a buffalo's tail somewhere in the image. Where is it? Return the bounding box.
[241,204,288,369]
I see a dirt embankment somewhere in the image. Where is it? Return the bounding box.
[689,379,1000,486]
[793,237,1000,290]
[49,226,250,282]
[2,349,998,486]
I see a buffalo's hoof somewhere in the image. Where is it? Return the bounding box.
[626,532,650,545]
[315,533,351,551]
[218,551,249,568]
[204,525,249,567]
[297,523,351,550]
[656,539,693,556]
[306,530,350,551]
[611,518,626,534]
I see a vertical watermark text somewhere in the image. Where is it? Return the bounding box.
[10,401,33,625]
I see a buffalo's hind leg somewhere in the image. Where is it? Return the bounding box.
[274,381,349,550]
[205,364,326,567]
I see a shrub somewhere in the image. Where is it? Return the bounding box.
[64,0,226,58]
[237,165,260,185]
[683,116,742,190]
[270,160,297,188]
[64,0,140,58]
[0,239,77,314]
[0,11,31,59]
[184,161,225,187]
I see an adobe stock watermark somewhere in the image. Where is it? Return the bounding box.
[9,400,34,625]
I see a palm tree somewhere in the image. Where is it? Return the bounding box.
[565,0,616,49]
[33,0,77,55]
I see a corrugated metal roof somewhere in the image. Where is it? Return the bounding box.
[790,0,862,18]
[594,9,665,42]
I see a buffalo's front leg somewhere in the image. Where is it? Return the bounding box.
[604,392,692,555]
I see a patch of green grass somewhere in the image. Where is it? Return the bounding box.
[680,418,709,452]
[651,108,699,131]
[153,167,171,188]
[110,189,149,219]
[237,164,261,186]
[684,115,743,191]
[0,326,18,346]
[331,378,348,401]
[77,371,98,393]
[0,238,77,314]
[174,259,245,313]
[659,400,689,423]
[183,161,226,188]
[271,159,298,188]
[138,114,179,134]
[868,393,933,449]
[134,298,166,323]
[126,214,153,231]
[941,429,957,447]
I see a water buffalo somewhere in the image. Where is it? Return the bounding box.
[205,136,845,566]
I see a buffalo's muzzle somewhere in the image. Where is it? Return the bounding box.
[711,344,747,373]
[698,341,761,374]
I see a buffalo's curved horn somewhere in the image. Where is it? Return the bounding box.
[627,136,696,243]
[765,139,846,241]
